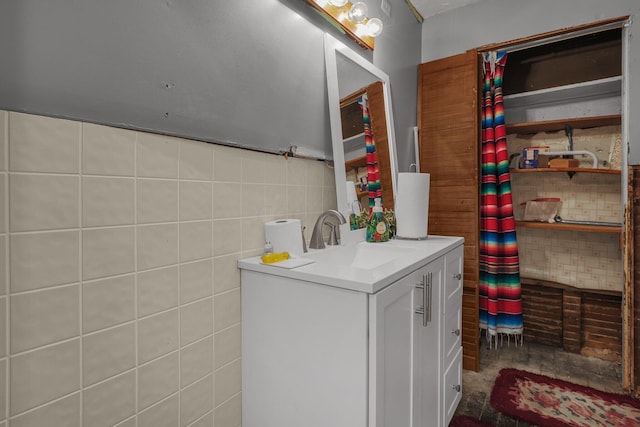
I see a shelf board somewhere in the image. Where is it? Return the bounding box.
[510,167,621,175]
[503,76,621,108]
[516,221,621,233]
[345,155,367,171]
[506,114,621,134]
[343,132,366,157]
[343,132,365,144]
[520,277,622,297]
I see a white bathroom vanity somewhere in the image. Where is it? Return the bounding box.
[238,236,464,427]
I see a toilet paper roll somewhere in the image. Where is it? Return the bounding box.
[395,173,430,239]
[264,219,304,256]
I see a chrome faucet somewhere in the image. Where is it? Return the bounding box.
[309,210,347,249]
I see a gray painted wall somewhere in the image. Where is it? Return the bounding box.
[420,0,640,164]
[0,0,421,167]
[371,1,423,171]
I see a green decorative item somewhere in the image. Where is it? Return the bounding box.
[351,208,395,238]
[384,209,396,238]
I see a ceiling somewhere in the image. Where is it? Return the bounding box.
[409,0,484,19]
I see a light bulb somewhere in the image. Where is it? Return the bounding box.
[328,0,349,6]
[365,18,383,37]
[348,2,368,23]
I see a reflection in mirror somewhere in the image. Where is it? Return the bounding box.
[340,82,394,213]
[324,33,398,244]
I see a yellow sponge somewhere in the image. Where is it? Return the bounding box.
[261,251,290,264]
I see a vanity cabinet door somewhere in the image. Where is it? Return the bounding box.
[443,246,463,362]
[242,271,369,427]
[412,257,444,427]
[442,347,463,424]
[442,247,464,426]
[369,271,416,427]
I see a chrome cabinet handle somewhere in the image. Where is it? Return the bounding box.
[451,329,461,336]
[426,272,432,324]
[415,278,424,324]
[452,384,461,393]
[453,273,462,280]
[415,272,432,327]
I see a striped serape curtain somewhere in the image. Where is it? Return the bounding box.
[359,94,382,209]
[479,51,523,345]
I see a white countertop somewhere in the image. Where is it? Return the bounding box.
[238,235,464,294]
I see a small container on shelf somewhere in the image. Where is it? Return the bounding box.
[518,198,562,223]
[548,158,580,168]
[522,146,550,169]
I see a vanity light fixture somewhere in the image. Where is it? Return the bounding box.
[306,0,383,50]
[347,2,368,23]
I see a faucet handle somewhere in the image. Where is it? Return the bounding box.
[309,210,346,250]
[326,223,339,246]
[301,226,308,253]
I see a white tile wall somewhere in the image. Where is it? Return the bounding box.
[0,110,337,425]
[9,393,80,427]
[10,174,80,232]
[138,395,179,427]
[82,323,136,386]
[180,337,214,388]
[82,371,136,426]
[137,179,179,223]
[10,285,80,353]
[82,275,136,334]
[9,114,80,174]
[137,266,179,317]
[82,177,135,227]
[180,375,214,427]
[82,123,136,176]
[10,231,80,292]
[82,227,136,280]
[138,352,179,411]
[10,339,81,415]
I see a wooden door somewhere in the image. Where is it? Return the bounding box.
[631,166,639,392]
[418,50,481,371]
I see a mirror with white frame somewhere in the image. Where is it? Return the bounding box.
[324,33,398,244]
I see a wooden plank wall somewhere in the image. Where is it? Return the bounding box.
[581,293,623,361]
[461,289,479,369]
[521,284,563,347]
[632,166,640,389]
[562,290,581,353]
[520,280,622,362]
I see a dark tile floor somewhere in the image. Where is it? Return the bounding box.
[453,339,624,426]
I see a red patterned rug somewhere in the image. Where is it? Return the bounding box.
[490,368,640,427]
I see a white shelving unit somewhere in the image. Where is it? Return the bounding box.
[503,76,622,123]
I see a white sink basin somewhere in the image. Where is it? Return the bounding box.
[351,242,415,269]
[306,241,416,270]
[238,236,465,294]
